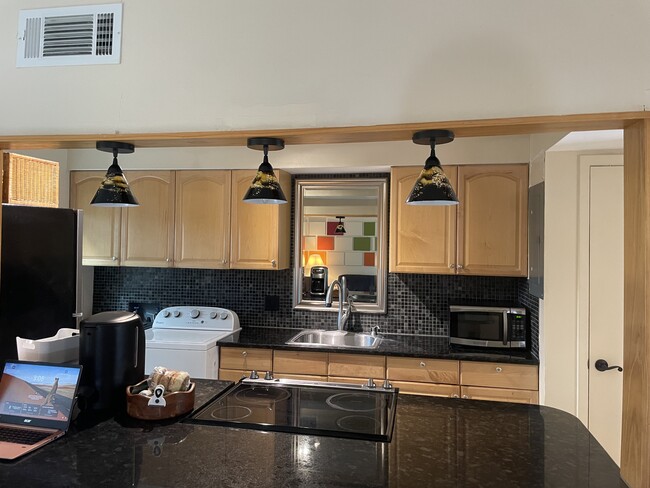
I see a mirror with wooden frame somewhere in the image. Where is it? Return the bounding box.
[293,178,388,313]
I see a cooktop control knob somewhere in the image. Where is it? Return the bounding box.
[382,379,392,390]
[190,309,200,319]
[173,310,181,318]
[219,312,228,320]
[250,370,259,380]
[366,378,376,389]
[209,311,218,319]
[162,310,171,318]
[264,371,274,380]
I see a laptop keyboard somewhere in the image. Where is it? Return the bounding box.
[0,426,51,445]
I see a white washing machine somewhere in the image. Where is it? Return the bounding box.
[144,306,240,379]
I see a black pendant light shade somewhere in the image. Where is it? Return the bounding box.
[91,141,139,207]
[335,216,346,235]
[406,130,459,206]
[243,137,287,204]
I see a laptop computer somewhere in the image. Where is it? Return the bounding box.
[0,360,82,460]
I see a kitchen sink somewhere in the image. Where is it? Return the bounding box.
[286,330,382,349]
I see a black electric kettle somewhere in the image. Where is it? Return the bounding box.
[78,311,145,413]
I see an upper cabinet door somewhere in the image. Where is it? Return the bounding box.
[389,166,458,274]
[70,171,121,266]
[121,171,175,267]
[174,170,231,269]
[457,164,528,277]
[230,169,291,270]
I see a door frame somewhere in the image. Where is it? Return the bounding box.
[577,153,624,426]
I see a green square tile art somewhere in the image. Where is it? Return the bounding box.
[353,237,372,251]
[363,222,376,236]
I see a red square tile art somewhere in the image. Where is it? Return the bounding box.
[364,252,375,266]
[317,236,335,251]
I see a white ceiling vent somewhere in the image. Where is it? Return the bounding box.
[16,3,122,67]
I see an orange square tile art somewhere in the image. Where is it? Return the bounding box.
[317,236,335,251]
[364,252,375,266]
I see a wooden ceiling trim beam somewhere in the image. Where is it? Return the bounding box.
[0,111,648,150]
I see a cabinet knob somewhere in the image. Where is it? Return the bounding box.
[462,394,470,399]
[271,260,277,268]
[456,264,464,270]
[449,264,456,269]
[451,393,460,398]
[166,258,170,262]
[242,351,247,357]
[419,361,426,368]
[112,256,117,261]
[495,367,503,373]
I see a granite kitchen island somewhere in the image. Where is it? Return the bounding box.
[0,379,624,488]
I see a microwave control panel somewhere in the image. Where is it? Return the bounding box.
[509,313,527,341]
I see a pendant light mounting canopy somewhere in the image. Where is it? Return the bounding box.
[91,140,139,207]
[412,129,454,146]
[243,137,287,204]
[406,129,459,206]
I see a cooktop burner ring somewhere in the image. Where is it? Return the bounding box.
[233,386,291,405]
[325,392,381,412]
[209,405,252,421]
[336,414,380,433]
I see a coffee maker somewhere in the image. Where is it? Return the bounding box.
[310,266,328,296]
[78,311,145,413]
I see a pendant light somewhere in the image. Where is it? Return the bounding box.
[243,137,287,204]
[406,129,459,206]
[91,141,139,207]
[334,216,346,235]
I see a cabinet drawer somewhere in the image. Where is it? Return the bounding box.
[328,353,385,379]
[386,357,459,384]
[273,350,328,375]
[460,362,538,390]
[391,381,460,398]
[218,368,249,382]
[461,386,539,404]
[219,347,273,371]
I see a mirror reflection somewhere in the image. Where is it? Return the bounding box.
[293,178,387,313]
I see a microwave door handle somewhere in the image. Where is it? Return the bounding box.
[503,311,509,346]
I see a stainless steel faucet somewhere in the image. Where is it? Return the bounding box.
[325,276,352,331]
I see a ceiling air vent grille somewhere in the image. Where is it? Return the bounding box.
[17,4,122,67]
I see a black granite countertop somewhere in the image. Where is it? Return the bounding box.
[218,327,539,365]
[0,379,623,487]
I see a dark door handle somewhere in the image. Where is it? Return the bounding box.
[595,359,623,372]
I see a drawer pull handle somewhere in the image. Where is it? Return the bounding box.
[495,367,502,373]
[451,393,459,398]
[419,361,426,368]
[242,351,247,357]
[462,394,470,399]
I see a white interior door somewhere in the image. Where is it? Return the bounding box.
[588,165,624,465]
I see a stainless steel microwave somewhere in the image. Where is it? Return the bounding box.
[449,305,527,349]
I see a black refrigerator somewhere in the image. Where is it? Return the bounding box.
[0,204,83,363]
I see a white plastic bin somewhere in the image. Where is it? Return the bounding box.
[16,328,80,363]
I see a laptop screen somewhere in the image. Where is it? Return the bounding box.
[0,361,82,430]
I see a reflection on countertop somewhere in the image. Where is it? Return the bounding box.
[218,327,539,365]
[0,379,623,488]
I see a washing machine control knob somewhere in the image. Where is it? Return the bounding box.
[209,311,218,319]
[219,312,228,320]
[190,309,200,319]
[173,310,181,318]
[162,310,171,318]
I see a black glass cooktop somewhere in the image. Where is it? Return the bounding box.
[186,378,398,442]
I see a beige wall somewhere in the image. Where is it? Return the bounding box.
[1,1,649,136]
[542,144,623,416]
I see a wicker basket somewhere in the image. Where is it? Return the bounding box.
[2,153,59,207]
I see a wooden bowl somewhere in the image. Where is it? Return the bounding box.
[125,380,195,420]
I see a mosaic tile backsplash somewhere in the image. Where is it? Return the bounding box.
[93,267,540,358]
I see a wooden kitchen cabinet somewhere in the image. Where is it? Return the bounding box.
[386,357,460,397]
[273,350,328,376]
[389,164,528,277]
[70,171,121,266]
[230,169,291,270]
[174,170,231,269]
[328,353,385,380]
[389,166,458,274]
[121,171,175,267]
[219,347,273,380]
[460,361,538,404]
[457,164,528,276]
